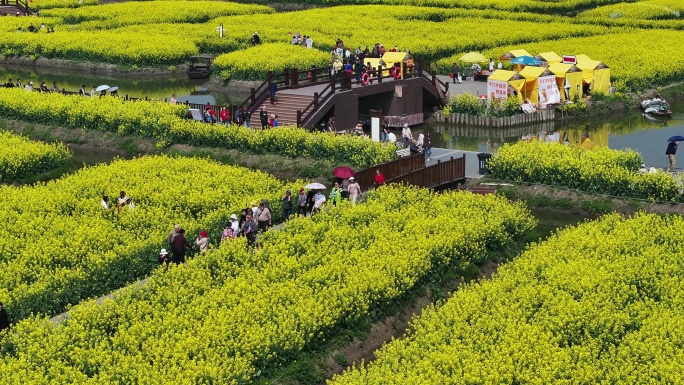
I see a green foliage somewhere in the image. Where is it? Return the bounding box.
[559,93,589,116]
[450,93,486,116]
[489,95,521,117]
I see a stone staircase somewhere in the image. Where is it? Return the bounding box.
[253,93,314,126]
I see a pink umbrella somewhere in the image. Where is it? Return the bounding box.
[333,166,355,179]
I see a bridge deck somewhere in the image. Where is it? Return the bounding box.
[280,76,404,96]
[426,148,483,179]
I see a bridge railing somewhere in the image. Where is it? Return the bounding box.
[353,153,426,190]
[391,155,465,189]
[296,62,427,127]
[13,0,31,14]
[354,152,465,191]
[235,66,335,116]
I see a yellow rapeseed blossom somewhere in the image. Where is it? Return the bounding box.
[0,186,535,384]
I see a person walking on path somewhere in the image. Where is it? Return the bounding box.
[260,106,269,129]
[268,81,278,105]
[171,228,193,264]
[402,123,413,149]
[282,189,293,220]
[256,202,272,232]
[195,230,209,253]
[0,301,9,332]
[374,169,385,188]
[451,63,461,84]
[341,178,350,199]
[348,177,361,204]
[667,141,678,172]
[242,213,258,247]
[221,222,236,242]
[424,132,433,162]
[243,108,251,129]
[158,248,170,265]
[297,188,308,217]
[329,182,341,206]
[168,224,180,246]
[489,58,495,73]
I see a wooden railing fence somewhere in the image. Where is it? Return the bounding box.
[354,153,465,190]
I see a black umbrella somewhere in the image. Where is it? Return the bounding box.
[667,135,684,142]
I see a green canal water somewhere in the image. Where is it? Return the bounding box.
[415,100,684,171]
[0,64,249,106]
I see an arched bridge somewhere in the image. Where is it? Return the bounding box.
[235,62,450,130]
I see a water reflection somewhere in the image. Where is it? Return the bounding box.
[0,64,249,106]
[416,100,683,169]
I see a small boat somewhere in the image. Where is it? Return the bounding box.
[640,98,672,116]
[187,55,213,79]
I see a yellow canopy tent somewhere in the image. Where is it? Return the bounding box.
[575,54,593,65]
[537,52,562,65]
[519,66,548,105]
[548,63,583,100]
[363,58,391,77]
[576,61,610,94]
[576,59,601,84]
[487,70,525,102]
[499,49,532,62]
[381,52,414,79]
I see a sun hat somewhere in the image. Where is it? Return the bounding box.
[251,200,258,206]
[160,248,168,255]
[230,214,237,220]
[349,177,355,181]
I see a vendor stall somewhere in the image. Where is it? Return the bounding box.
[576,55,611,95]
[499,49,532,62]
[487,70,524,102]
[363,58,388,77]
[381,52,414,79]
[519,66,556,105]
[535,52,562,66]
[548,63,583,101]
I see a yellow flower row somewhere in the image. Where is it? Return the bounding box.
[0,185,535,383]
[3,3,609,68]
[489,141,682,202]
[0,130,71,181]
[0,89,396,167]
[41,1,273,30]
[0,155,295,321]
[213,43,330,81]
[330,213,684,384]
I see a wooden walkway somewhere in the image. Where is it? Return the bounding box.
[427,148,484,179]
[354,152,467,191]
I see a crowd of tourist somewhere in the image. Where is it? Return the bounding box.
[2,79,123,98]
[153,176,373,265]
[326,38,411,85]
